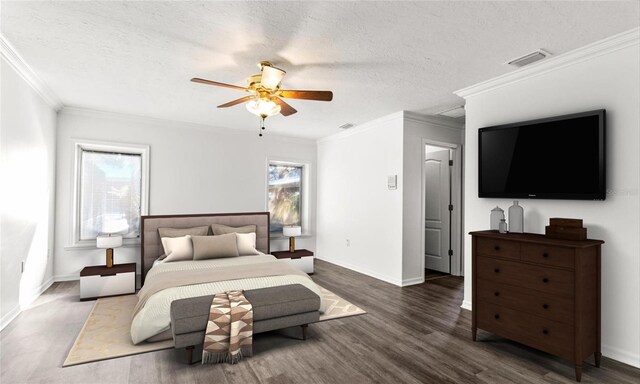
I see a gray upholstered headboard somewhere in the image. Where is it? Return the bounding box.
[140,212,270,284]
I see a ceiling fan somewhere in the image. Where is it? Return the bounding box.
[191,61,333,125]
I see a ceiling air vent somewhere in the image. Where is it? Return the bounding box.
[506,49,551,67]
[339,123,355,129]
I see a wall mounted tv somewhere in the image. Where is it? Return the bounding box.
[478,109,606,200]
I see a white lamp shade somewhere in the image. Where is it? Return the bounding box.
[283,226,302,237]
[96,235,123,249]
[260,65,286,90]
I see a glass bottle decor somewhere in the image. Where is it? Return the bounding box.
[490,206,505,231]
[499,219,508,234]
[508,200,524,233]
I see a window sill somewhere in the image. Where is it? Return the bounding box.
[64,238,141,251]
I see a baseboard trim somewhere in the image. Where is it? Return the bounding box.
[316,257,403,286]
[53,273,79,282]
[602,344,640,368]
[1,276,54,331]
[21,277,54,309]
[402,277,425,286]
[460,300,472,311]
[0,305,21,331]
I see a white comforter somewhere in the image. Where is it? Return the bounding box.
[130,254,324,344]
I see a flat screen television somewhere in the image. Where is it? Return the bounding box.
[478,109,606,200]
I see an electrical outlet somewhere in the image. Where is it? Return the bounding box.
[346,239,350,247]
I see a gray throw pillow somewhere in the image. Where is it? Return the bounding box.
[158,225,209,238]
[192,233,239,260]
[210,224,257,235]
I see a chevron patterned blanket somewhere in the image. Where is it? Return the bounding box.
[202,290,253,364]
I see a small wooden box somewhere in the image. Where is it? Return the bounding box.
[549,218,583,228]
[545,225,587,241]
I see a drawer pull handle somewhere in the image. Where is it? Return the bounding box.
[494,314,500,320]
[542,278,549,283]
[494,246,500,251]
[543,253,549,258]
[542,329,549,335]
[542,304,549,309]
[100,273,117,277]
[494,292,500,297]
[494,268,500,273]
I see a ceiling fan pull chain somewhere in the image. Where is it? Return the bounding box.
[259,116,265,137]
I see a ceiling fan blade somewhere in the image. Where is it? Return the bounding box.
[217,95,255,108]
[191,78,248,91]
[273,97,297,116]
[279,90,333,101]
[261,65,286,90]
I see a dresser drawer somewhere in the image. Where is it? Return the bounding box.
[477,257,574,298]
[521,243,575,269]
[476,237,520,260]
[477,278,574,324]
[477,302,574,360]
[281,256,314,274]
[80,271,135,299]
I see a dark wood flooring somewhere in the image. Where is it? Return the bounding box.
[1,260,639,383]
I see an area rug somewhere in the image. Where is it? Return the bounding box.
[63,285,365,367]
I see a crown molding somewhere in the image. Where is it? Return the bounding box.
[455,27,640,99]
[317,110,464,144]
[403,111,464,130]
[316,111,405,143]
[0,34,63,111]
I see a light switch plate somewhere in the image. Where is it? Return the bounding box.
[388,175,397,190]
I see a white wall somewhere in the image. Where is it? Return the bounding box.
[458,30,640,367]
[316,113,405,285]
[1,57,57,329]
[402,114,464,284]
[54,108,317,280]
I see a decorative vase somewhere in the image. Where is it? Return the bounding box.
[508,201,524,233]
[490,206,504,230]
[499,219,508,234]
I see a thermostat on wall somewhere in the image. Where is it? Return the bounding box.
[388,175,397,190]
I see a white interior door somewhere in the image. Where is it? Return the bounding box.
[424,148,451,273]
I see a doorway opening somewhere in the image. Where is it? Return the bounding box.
[422,142,463,280]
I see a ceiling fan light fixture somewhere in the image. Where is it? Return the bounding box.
[260,64,286,90]
[246,98,281,118]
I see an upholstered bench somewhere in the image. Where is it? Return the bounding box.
[170,284,321,363]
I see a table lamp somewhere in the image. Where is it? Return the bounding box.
[96,217,128,268]
[283,225,302,253]
[96,234,122,268]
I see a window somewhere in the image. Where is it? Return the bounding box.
[267,161,308,235]
[72,140,149,246]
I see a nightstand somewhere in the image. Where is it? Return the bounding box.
[271,249,314,274]
[80,263,136,300]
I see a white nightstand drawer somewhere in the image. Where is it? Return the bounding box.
[283,256,314,274]
[80,271,135,299]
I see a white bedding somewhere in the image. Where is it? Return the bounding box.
[131,254,324,344]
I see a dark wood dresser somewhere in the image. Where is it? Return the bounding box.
[470,230,603,382]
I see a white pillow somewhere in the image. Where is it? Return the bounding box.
[161,235,193,262]
[236,232,260,256]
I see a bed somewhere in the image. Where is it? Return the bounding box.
[132,212,324,344]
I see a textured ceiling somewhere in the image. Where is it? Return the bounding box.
[2,1,638,139]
